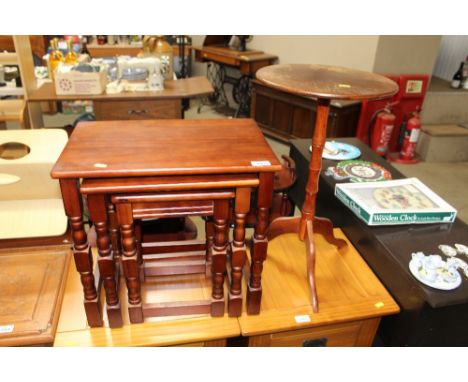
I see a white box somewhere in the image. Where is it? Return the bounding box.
[0,129,68,239]
[54,69,107,95]
[335,178,457,226]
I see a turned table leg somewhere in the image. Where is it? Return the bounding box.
[205,217,214,277]
[265,99,347,313]
[134,222,145,283]
[107,201,122,268]
[59,179,102,327]
[211,199,229,317]
[87,194,123,328]
[228,187,251,317]
[116,203,144,323]
[248,173,274,315]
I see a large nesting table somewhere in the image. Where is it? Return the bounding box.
[51,119,281,327]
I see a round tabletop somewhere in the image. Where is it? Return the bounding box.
[256,64,399,101]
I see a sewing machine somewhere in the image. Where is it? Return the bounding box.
[116,56,165,91]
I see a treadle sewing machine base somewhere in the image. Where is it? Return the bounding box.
[193,38,277,118]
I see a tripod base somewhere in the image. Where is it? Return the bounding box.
[267,215,348,312]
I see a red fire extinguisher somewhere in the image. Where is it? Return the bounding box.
[368,102,398,156]
[399,109,421,161]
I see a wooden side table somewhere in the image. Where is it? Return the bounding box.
[256,64,398,312]
[51,119,281,327]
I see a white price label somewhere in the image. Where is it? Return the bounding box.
[251,161,271,167]
[93,163,108,168]
[0,324,14,334]
[409,128,420,143]
[294,315,311,324]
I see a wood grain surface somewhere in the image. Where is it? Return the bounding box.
[54,229,398,346]
[238,229,400,337]
[194,45,277,63]
[256,64,398,101]
[0,246,70,346]
[51,119,282,178]
[54,249,239,346]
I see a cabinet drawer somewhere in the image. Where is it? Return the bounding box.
[248,318,380,347]
[93,99,181,120]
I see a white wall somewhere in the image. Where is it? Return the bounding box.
[373,35,442,75]
[191,35,380,75]
[248,35,379,70]
[432,36,468,81]
[191,35,443,77]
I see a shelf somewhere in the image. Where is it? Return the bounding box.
[428,76,468,94]
[0,52,18,65]
[87,43,191,58]
[0,86,24,97]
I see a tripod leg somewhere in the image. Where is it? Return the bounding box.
[313,216,348,250]
[305,219,318,313]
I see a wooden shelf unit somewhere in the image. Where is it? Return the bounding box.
[0,36,44,129]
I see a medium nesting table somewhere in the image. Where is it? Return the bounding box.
[51,119,281,327]
[80,173,260,326]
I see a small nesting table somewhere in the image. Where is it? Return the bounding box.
[51,119,281,327]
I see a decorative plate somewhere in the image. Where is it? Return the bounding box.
[326,160,392,182]
[309,141,361,160]
[409,258,462,291]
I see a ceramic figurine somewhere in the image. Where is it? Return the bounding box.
[455,243,468,256]
[439,244,457,257]
[446,257,468,277]
[409,251,462,290]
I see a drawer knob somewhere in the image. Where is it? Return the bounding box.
[128,109,149,115]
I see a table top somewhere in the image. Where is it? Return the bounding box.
[193,45,277,63]
[51,119,282,179]
[256,64,399,101]
[0,245,70,346]
[238,228,399,336]
[290,137,468,308]
[28,76,213,102]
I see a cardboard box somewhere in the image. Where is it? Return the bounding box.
[335,177,457,226]
[54,69,107,95]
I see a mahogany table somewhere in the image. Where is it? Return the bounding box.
[256,64,398,312]
[80,174,259,326]
[51,119,281,327]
